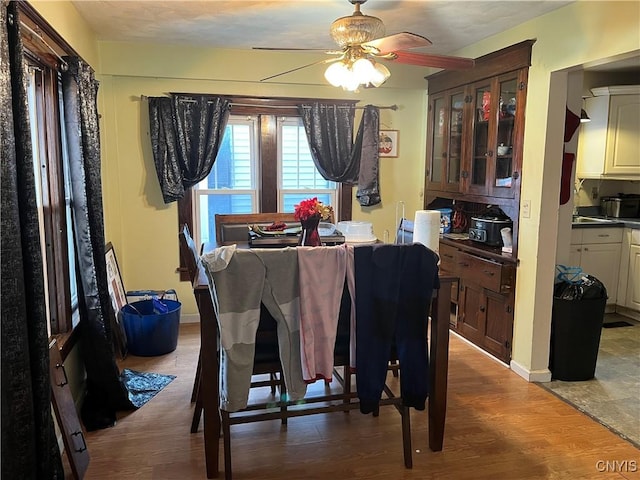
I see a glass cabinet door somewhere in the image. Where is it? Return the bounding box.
[470,83,492,193]
[446,92,464,190]
[495,78,518,191]
[467,74,521,198]
[428,96,445,187]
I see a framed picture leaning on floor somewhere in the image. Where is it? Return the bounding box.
[105,242,128,358]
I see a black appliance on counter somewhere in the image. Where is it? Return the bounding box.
[600,194,640,218]
[469,213,513,247]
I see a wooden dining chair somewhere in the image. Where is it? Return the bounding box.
[196,245,426,480]
[179,224,285,433]
[214,212,298,244]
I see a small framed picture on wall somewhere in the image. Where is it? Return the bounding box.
[378,130,399,157]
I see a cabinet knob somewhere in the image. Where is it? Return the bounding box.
[442,152,447,158]
[461,171,469,179]
[513,171,520,180]
[479,305,486,313]
[485,150,494,157]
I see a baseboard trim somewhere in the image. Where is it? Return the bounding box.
[449,331,510,368]
[180,313,200,324]
[510,359,552,383]
[614,305,640,322]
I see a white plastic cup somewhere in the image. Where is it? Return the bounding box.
[500,227,513,247]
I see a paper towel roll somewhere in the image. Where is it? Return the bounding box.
[413,210,441,255]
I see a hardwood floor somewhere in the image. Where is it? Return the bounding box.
[83,323,639,479]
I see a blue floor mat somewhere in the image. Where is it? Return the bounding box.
[121,368,176,408]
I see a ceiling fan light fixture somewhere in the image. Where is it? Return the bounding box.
[324,57,390,91]
[330,14,385,47]
[330,1,385,47]
[371,62,390,87]
[353,57,376,81]
[324,61,349,87]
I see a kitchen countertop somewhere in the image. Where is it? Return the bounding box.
[571,216,640,229]
[440,236,517,264]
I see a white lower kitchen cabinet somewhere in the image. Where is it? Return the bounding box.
[617,229,640,313]
[570,227,623,305]
[579,243,621,303]
[627,244,640,311]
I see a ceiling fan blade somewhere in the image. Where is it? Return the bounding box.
[389,51,475,70]
[363,32,432,55]
[260,57,342,82]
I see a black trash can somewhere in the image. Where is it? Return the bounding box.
[549,269,607,381]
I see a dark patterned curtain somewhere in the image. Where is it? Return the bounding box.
[61,57,134,430]
[354,105,381,206]
[298,103,359,183]
[0,2,64,478]
[299,103,381,206]
[148,94,230,203]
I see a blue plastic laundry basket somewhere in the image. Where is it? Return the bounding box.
[121,299,181,356]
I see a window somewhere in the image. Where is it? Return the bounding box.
[177,97,355,279]
[191,110,343,247]
[194,116,259,245]
[278,117,336,213]
[20,4,79,337]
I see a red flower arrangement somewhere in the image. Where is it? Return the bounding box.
[294,197,333,222]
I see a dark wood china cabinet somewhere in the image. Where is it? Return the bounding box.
[425,40,534,364]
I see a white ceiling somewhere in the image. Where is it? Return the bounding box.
[72,0,574,55]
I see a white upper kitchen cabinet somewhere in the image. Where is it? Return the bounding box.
[577,85,640,179]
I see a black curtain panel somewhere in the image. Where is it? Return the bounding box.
[298,102,359,184]
[148,94,230,203]
[354,105,381,207]
[299,103,381,206]
[61,56,134,430]
[0,2,64,478]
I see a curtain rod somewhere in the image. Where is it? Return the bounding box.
[139,95,397,110]
[19,20,68,71]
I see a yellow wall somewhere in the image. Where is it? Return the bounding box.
[32,1,640,379]
[29,0,99,66]
[96,43,431,316]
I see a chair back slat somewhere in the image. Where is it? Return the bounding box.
[179,224,201,283]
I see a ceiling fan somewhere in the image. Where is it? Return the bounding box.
[254,0,475,91]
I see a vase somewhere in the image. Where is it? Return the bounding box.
[298,216,322,247]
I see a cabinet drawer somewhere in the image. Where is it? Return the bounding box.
[581,227,623,244]
[457,252,508,293]
[570,229,583,245]
[439,243,459,274]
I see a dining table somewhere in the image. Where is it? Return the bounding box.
[191,241,457,479]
